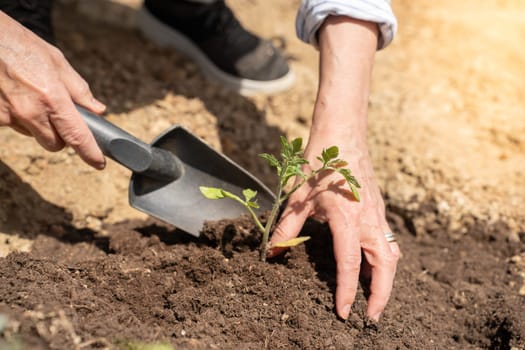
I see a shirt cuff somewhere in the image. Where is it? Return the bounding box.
[296,0,398,50]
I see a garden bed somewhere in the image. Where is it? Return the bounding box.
[1,210,524,349]
[1,0,524,349]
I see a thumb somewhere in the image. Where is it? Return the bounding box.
[267,199,311,258]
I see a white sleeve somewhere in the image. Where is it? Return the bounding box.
[296,0,397,50]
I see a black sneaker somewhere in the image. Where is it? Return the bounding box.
[138,0,294,95]
[0,0,55,44]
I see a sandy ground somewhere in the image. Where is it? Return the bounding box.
[0,0,524,260]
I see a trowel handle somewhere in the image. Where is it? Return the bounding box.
[77,106,182,181]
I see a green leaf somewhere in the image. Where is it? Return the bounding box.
[291,137,303,154]
[281,164,303,187]
[243,188,257,201]
[292,157,309,166]
[350,185,361,202]
[247,201,260,209]
[328,159,348,168]
[279,135,289,148]
[200,186,246,204]
[337,169,361,188]
[259,153,280,168]
[271,236,311,248]
[280,136,292,158]
[220,190,243,202]
[322,146,339,163]
[199,186,226,199]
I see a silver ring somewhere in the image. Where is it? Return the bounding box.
[384,231,396,242]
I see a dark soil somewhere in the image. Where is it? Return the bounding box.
[1,207,524,350]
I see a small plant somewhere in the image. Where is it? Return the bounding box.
[200,136,360,261]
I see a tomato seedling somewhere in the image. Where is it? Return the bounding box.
[200,136,360,261]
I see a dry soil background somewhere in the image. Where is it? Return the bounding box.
[1,0,524,254]
[0,0,524,349]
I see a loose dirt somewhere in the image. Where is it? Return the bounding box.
[1,0,524,349]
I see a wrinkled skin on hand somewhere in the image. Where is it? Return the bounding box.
[269,144,400,322]
[0,11,106,169]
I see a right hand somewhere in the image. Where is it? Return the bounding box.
[0,11,106,169]
[269,136,400,322]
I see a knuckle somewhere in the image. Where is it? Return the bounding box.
[61,126,90,148]
[391,247,401,260]
[34,83,64,109]
[76,80,92,97]
[38,87,56,105]
[48,46,66,63]
[337,254,362,275]
[384,250,400,265]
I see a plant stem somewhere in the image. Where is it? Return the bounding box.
[224,194,266,234]
[259,167,327,261]
[280,168,324,203]
[246,206,265,234]
[259,183,283,262]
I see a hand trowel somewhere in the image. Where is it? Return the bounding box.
[78,106,274,236]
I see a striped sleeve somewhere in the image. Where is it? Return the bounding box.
[296,0,397,50]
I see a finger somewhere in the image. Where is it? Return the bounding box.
[389,240,401,258]
[54,50,106,114]
[267,196,311,258]
[330,212,362,320]
[10,98,65,151]
[361,234,399,322]
[10,119,33,136]
[48,88,105,169]
[24,121,64,152]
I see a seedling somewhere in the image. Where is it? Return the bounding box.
[200,136,360,261]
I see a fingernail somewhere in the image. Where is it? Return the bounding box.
[92,98,106,111]
[266,247,278,258]
[371,312,382,322]
[341,304,351,320]
[95,160,106,170]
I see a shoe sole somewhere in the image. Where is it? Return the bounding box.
[137,6,295,96]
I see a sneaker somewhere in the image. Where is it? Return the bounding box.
[0,0,55,43]
[138,0,294,95]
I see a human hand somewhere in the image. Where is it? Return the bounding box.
[0,11,106,169]
[269,15,400,322]
[269,141,400,322]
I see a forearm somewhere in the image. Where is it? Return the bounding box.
[309,16,378,152]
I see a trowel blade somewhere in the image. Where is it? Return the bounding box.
[129,126,275,236]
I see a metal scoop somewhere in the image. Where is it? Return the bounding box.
[78,107,275,236]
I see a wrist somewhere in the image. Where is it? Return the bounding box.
[308,96,369,152]
[311,16,378,151]
[310,101,368,139]
[304,124,370,169]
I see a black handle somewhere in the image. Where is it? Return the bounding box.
[77,106,182,181]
